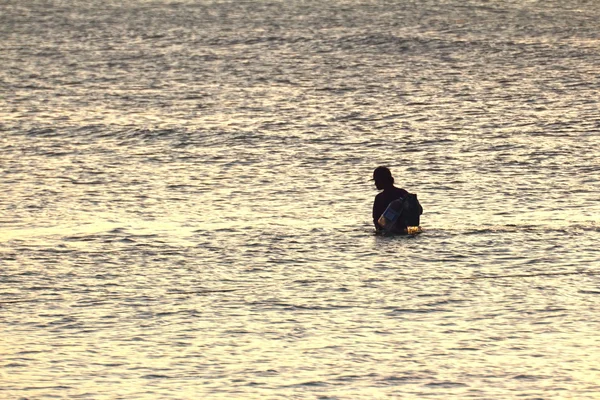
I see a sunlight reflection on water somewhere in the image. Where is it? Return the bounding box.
[2,0,600,398]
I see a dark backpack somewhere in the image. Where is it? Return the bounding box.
[378,192,424,234]
[399,193,423,227]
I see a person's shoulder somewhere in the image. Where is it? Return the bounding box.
[374,191,386,202]
[394,187,409,197]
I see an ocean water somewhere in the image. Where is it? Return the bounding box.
[1,0,600,398]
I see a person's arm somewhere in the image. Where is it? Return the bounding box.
[373,196,384,231]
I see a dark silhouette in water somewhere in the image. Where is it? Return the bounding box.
[372,166,422,234]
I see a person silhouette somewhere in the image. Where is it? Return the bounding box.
[372,166,409,233]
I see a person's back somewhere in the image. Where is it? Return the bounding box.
[373,186,408,231]
[372,166,421,234]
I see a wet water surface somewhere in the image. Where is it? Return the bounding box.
[1,0,600,398]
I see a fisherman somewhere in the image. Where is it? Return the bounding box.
[372,166,422,233]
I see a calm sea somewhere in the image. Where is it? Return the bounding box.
[1,0,599,398]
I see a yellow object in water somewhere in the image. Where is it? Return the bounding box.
[406,226,422,235]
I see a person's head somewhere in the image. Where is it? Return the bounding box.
[373,166,394,190]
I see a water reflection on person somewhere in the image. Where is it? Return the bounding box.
[372,166,409,233]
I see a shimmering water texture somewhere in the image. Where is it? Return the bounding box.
[2,0,600,398]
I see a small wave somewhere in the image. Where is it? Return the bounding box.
[122,127,179,141]
[389,308,450,314]
[283,381,329,388]
[24,127,59,137]
[4,362,28,368]
[22,385,72,390]
[512,374,547,381]
[425,381,468,388]
[167,289,237,295]
[141,374,171,379]
[579,290,600,295]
